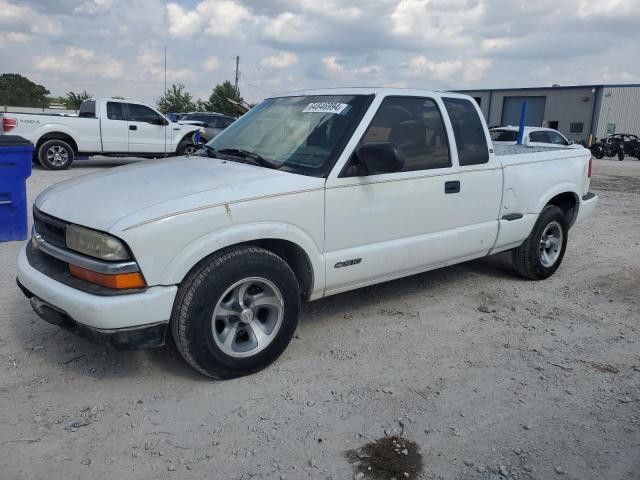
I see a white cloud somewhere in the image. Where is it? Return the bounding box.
[323,56,383,78]
[34,46,124,79]
[290,0,361,19]
[480,37,513,51]
[74,0,115,15]
[0,0,61,35]
[261,51,298,68]
[137,50,195,82]
[203,55,220,72]
[405,55,491,82]
[263,12,310,43]
[166,0,255,37]
[390,0,484,47]
[0,31,29,46]
[577,0,636,18]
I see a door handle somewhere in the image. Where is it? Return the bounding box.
[444,180,460,194]
[129,125,137,131]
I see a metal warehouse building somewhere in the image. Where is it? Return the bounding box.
[456,84,640,144]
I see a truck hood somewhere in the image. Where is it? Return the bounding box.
[35,156,324,233]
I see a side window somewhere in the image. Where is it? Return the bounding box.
[349,96,450,175]
[222,118,234,127]
[128,104,162,123]
[106,102,124,120]
[442,97,489,166]
[548,132,568,145]
[529,131,551,143]
[78,100,96,118]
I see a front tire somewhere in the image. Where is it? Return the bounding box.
[511,205,568,280]
[171,246,300,379]
[38,139,74,170]
[175,139,198,156]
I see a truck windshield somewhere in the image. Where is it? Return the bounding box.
[206,95,372,177]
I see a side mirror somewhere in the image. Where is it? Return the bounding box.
[567,140,574,145]
[354,142,404,175]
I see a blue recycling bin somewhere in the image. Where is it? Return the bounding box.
[0,135,33,242]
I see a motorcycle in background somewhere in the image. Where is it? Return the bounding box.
[590,136,625,161]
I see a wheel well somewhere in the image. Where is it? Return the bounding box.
[547,192,579,226]
[177,132,196,149]
[243,239,314,300]
[36,132,78,154]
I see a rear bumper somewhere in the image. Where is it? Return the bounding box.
[575,192,598,225]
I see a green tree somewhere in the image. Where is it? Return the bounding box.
[205,80,243,116]
[66,90,92,110]
[0,73,50,107]
[157,84,195,113]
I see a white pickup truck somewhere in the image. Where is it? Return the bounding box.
[16,88,597,378]
[1,98,202,169]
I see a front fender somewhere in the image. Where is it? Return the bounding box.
[126,218,326,299]
[163,222,325,298]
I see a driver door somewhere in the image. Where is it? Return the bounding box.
[323,95,500,296]
[126,103,168,154]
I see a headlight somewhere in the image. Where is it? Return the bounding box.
[66,224,130,261]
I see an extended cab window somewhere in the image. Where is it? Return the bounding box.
[443,97,489,166]
[347,96,450,175]
[128,104,163,123]
[106,102,125,120]
[78,101,96,118]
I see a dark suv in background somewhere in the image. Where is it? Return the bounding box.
[179,112,236,141]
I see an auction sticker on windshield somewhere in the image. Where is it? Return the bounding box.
[302,102,349,114]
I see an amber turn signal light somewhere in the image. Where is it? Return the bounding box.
[69,264,146,289]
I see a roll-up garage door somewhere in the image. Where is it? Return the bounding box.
[501,96,546,127]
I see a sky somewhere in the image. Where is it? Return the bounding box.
[1,0,639,106]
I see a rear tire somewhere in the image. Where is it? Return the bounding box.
[171,246,300,379]
[38,139,74,170]
[512,205,568,280]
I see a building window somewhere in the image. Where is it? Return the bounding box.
[546,121,559,130]
[569,122,584,134]
[473,97,482,107]
[607,123,616,134]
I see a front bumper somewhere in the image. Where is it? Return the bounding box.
[575,192,598,225]
[17,281,168,349]
[17,243,178,343]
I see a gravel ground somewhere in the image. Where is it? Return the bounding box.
[0,157,639,480]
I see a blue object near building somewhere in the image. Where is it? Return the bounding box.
[0,135,33,242]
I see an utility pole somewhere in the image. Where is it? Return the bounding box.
[234,56,240,95]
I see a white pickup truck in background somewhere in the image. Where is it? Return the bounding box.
[0,98,202,169]
[17,88,597,379]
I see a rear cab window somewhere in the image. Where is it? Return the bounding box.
[442,97,489,166]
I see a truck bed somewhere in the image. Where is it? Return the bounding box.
[494,144,576,155]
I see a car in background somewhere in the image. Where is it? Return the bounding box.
[178,112,236,141]
[490,126,584,149]
[166,112,187,122]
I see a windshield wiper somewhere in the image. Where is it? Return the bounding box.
[216,148,279,169]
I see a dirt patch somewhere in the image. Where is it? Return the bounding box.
[590,174,640,193]
[345,436,424,480]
